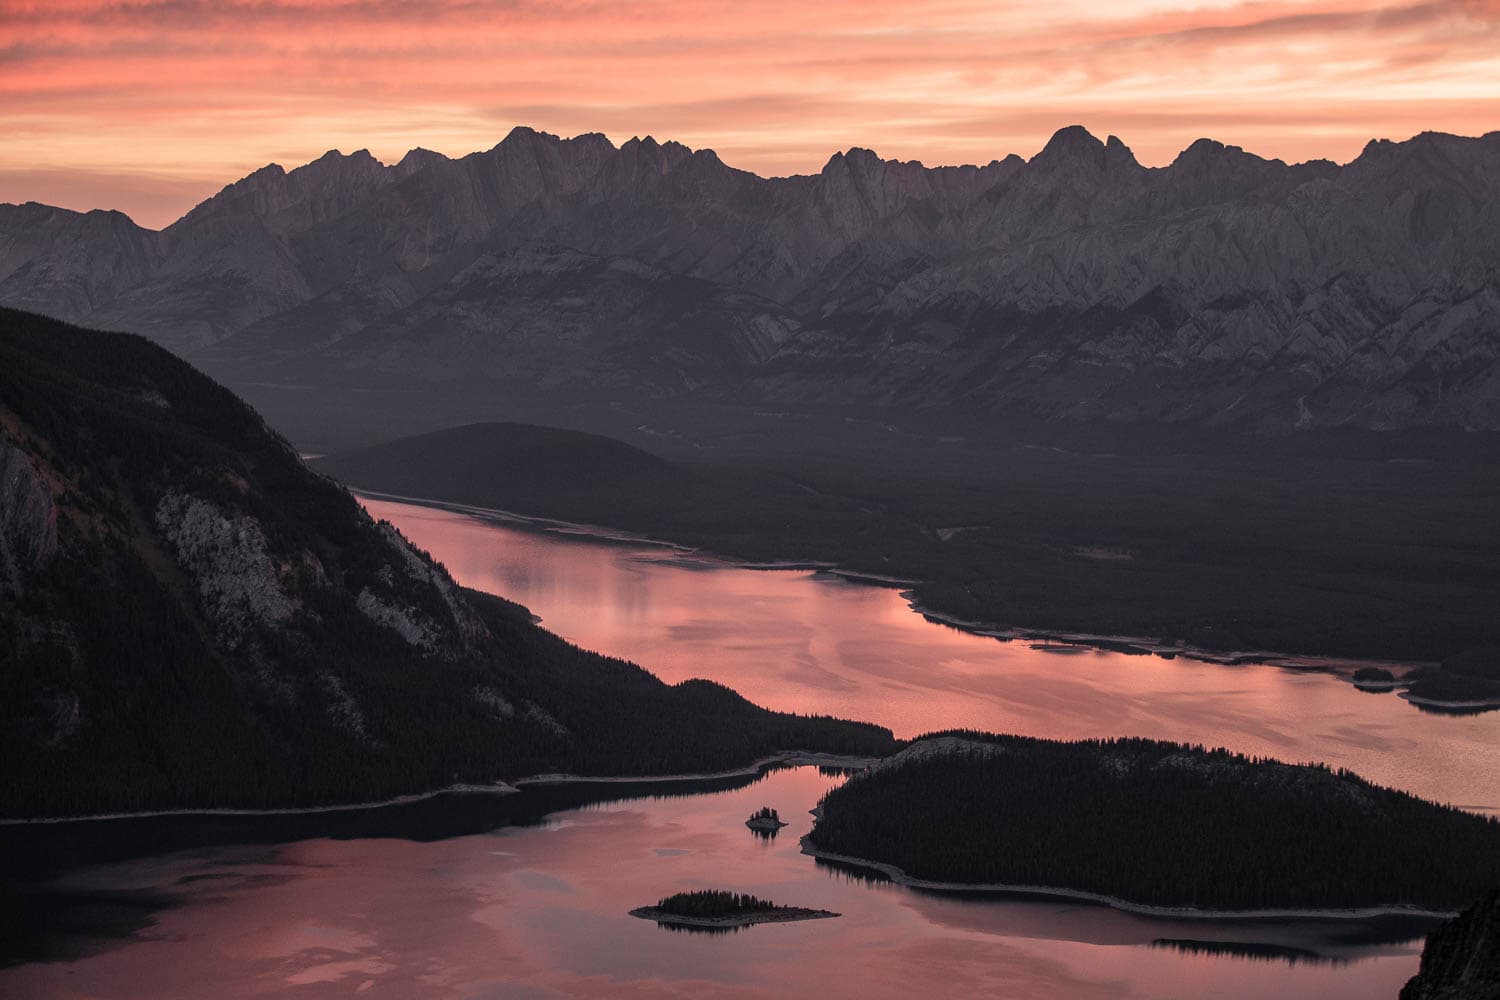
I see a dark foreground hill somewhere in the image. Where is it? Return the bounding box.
[1403,890,1500,1000]
[805,733,1500,912]
[313,422,1500,664]
[0,308,893,818]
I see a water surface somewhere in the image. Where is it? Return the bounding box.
[368,497,1500,813]
[0,768,1429,999]
[5,495,1491,999]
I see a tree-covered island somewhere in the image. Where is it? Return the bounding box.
[629,890,839,929]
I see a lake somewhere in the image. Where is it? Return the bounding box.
[372,497,1500,813]
[4,495,1494,999]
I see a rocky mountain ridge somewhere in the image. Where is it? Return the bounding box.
[2,125,1497,435]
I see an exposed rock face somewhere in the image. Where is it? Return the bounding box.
[320,672,369,742]
[4,125,1497,432]
[864,735,1008,775]
[154,492,294,647]
[355,587,441,653]
[0,439,57,593]
[1402,890,1500,1000]
[375,521,488,648]
[473,684,516,719]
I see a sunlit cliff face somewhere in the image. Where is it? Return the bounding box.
[2,0,1498,227]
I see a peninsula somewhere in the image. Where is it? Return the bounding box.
[805,733,1500,914]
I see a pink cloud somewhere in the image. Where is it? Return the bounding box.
[2,0,1497,226]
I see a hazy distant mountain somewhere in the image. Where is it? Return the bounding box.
[2,125,1498,435]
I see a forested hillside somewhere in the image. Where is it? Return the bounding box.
[0,308,893,818]
[807,733,1500,911]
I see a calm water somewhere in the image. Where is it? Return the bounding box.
[6,496,1495,999]
[371,498,1500,813]
[0,769,1432,999]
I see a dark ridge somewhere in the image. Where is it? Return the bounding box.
[0,307,895,820]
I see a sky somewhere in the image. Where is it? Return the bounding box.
[1,0,1497,229]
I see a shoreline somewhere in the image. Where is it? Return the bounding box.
[351,488,1432,680]
[798,839,1458,921]
[0,752,879,826]
[902,595,1427,681]
[513,751,880,788]
[628,905,839,928]
[1400,691,1500,710]
[352,488,703,554]
[0,782,520,827]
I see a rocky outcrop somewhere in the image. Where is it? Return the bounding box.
[1402,890,1500,1000]
[154,492,294,648]
[355,586,441,653]
[863,735,1008,776]
[4,126,1497,433]
[375,521,488,649]
[0,439,57,593]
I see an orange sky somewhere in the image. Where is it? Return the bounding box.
[2,0,1497,229]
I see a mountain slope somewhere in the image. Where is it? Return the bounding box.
[0,308,893,818]
[2,126,1497,441]
[1403,889,1500,1000]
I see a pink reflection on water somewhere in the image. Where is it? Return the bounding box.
[0,769,1424,999]
[367,498,1500,812]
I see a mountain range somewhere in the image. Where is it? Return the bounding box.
[2,125,1498,444]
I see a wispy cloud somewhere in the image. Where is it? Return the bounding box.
[2,0,1496,226]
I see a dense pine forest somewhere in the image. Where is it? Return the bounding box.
[0,308,893,818]
[807,733,1500,911]
[1404,648,1500,706]
[652,891,793,918]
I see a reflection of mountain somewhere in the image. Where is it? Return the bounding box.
[4,126,1498,444]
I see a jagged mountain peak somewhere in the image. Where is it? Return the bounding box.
[819,146,889,177]
[493,124,598,154]
[1032,124,1102,161]
[168,148,392,233]
[1168,137,1276,175]
[1027,125,1143,178]
[395,146,449,177]
[1104,134,1140,169]
[288,147,386,181]
[620,134,692,159]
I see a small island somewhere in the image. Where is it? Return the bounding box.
[745,806,788,832]
[1351,666,1402,690]
[629,890,839,929]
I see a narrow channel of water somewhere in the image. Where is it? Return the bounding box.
[367,497,1500,814]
